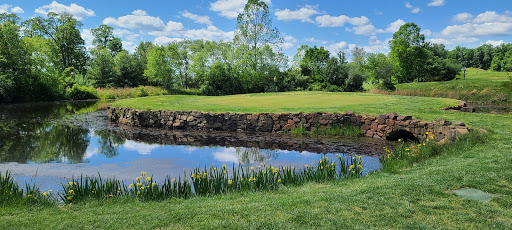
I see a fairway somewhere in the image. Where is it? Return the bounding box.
[112,92,459,116]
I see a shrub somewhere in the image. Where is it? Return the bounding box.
[65,84,99,100]
[138,86,149,97]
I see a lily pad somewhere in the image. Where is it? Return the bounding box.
[450,188,496,202]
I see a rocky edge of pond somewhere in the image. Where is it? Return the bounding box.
[108,106,475,144]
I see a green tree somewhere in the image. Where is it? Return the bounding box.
[114,51,144,87]
[22,12,87,74]
[389,22,427,83]
[144,46,174,89]
[302,46,330,77]
[91,24,124,56]
[86,48,116,87]
[234,0,284,72]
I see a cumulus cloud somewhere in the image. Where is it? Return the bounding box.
[315,14,370,27]
[0,4,10,14]
[123,141,161,155]
[11,6,24,14]
[281,35,298,49]
[274,5,320,23]
[213,147,238,162]
[385,19,406,33]
[452,12,474,23]
[35,1,95,20]
[182,25,234,41]
[80,29,95,49]
[305,37,328,45]
[104,10,166,31]
[210,0,271,19]
[405,2,421,14]
[484,40,505,47]
[429,11,512,46]
[154,36,186,45]
[427,0,445,7]
[181,10,213,25]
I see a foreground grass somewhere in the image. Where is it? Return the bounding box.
[374,68,512,105]
[3,92,512,229]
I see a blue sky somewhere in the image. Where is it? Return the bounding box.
[1,0,511,56]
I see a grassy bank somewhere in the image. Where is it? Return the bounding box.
[111,91,460,116]
[372,68,512,105]
[96,86,200,100]
[2,92,512,229]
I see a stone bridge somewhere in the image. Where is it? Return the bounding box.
[108,107,471,143]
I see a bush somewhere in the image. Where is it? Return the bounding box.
[138,86,149,97]
[345,72,364,92]
[65,84,99,100]
[200,62,243,96]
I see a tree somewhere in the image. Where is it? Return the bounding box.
[0,17,31,101]
[86,48,116,87]
[23,12,87,74]
[389,22,427,83]
[234,0,284,72]
[91,24,124,56]
[324,57,348,88]
[302,46,330,77]
[144,46,174,89]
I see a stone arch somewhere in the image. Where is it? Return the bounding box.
[386,129,418,142]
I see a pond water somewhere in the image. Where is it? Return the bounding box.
[0,101,395,192]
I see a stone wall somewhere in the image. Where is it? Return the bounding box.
[108,106,471,143]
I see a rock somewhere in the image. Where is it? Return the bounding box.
[454,122,465,127]
[389,112,399,119]
[345,111,354,116]
[461,107,475,113]
[397,115,412,121]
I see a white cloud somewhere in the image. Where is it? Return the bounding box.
[123,141,160,155]
[181,10,213,25]
[113,28,134,37]
[35,1,95,20]
[484,40,505,47]
[104,10,168,31]
[315,15,370,27]
[423,29,432,37]
[431,11,512,46]
[405,2,421,14]
[385,19,406,33]
[281,35,298,49]
[327,41,348,54]
[122,41,137,53]
[154,36,186,45]
[305,37,328,45]
[210,0,271,19]
[213,147,238,162]
[11,6,24,14]
[428,0,445,7]
[80,29,95,49]
[274,5,320,23]
[182,25,234,41]
[452,13,474,23]
[0,4,10,14]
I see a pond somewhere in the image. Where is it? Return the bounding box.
[0,101,395,192]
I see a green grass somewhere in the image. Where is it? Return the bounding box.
[3,88,512,228]
[373,68,512,105]
[112,91,460,116]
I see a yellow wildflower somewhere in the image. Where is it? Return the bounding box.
[305,164,309,168]
[141,171,146,176]
[222,164,227,168]
[147,177,151,180]
[224,170,227,174]
[137,191,140,195]
[68,182,74,186]
[357,164,362,168]
[278,179,281,183]
[240,178,244,181]
[68,190,74,194]
[172,178,176,183]
[251,166,254,170]
[260,163,264,165]
[152,182,157,186]
[141,187,145,190]
[228,180,233,184]
[42,192,48,196]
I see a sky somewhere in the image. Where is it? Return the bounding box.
[1,0,511,57]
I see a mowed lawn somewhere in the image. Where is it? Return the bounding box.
[2,92,512,229]
[392,68,512,104]
[112,91,459,116]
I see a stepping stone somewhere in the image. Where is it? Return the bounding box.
[449,188,496,202]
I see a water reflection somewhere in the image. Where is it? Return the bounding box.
[0,100,393,191]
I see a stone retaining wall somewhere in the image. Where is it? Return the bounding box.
[108,107,471,143]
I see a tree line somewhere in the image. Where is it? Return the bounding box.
[1,0,510,103]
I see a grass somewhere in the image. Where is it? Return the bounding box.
[3,74,512,228]
[372,68,512,105]
[111,91,460,115]
[291,122,364,137]
[96,86,200,100]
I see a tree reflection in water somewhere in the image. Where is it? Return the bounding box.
[236,147,279,164]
